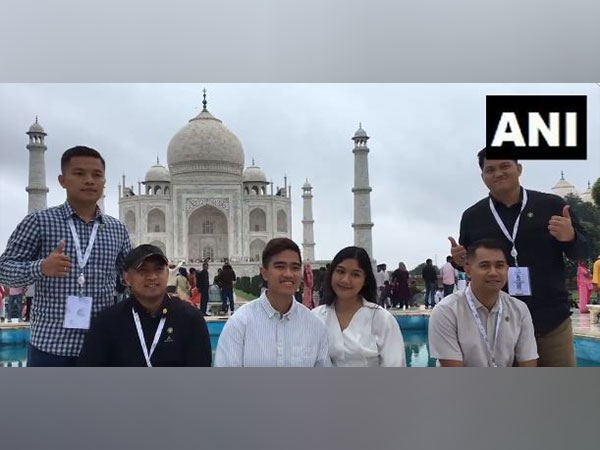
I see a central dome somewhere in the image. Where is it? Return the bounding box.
[167,108,245,180]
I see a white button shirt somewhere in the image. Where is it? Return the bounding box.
[428,289,538,367]
[214,292,330,367]
[312,299,406,367]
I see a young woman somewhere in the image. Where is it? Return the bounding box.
[188,267,201,308]
[312,246,405,367]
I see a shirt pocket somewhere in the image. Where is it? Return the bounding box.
[291,343,313,367]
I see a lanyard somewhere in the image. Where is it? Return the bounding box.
[67,217,99,289]
[464,286,503,367]
[132,308,166,367]
[488,189,528,266]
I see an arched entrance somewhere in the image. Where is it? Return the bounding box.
[188,205,228,262]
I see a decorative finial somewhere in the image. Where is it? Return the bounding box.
[252,157,255,166]
[588,180,592,189]
[202,88,207,111]
[560,170,564,180]
[156,156,160,165]
[35,115,38,124]
[359,121,362,128]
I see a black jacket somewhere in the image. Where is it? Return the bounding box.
[78,294,212,367]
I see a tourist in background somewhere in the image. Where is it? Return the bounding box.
[188,267,201,309]
[167,261,184,295]
[0,284,6,322]
[577,261,594,313]
[421,259,438,309]
[392,262,410,310]
[303,262,314,309]
[312,246,405,367]
[175,267,191,302]
[197,262,210,316]
[440,256,456,297]
[23,283,34,321]
[219,263,236,313]
[593,255,600,303]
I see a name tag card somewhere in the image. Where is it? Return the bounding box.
[508,267,532,296]
[63,295,93,329]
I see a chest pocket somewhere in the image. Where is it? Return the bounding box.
[291,342,313,366]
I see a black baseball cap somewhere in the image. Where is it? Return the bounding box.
[123,244,168,270]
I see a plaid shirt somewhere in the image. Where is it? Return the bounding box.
[0,202,132,356]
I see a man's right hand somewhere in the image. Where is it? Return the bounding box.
[448,237,467,267]
[41,240,72,277]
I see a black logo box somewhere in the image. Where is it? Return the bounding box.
[486,95,587,160]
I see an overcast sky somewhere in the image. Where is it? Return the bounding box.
[0,84,598,269]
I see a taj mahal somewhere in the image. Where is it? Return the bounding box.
[118,93,294,265]
[22,91,376,277]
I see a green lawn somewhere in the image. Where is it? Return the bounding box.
[235,289,257,301]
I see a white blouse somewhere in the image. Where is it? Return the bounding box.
[312,299,406,367]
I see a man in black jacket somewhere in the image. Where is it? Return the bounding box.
[78,244,212,367]
[421,259,438,309]
[196,262,210,316]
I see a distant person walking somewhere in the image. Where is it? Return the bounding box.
[219,263,236,313]
[392,262,410,310]
[421,259,438,309]
[440,256,457,297]
[577,261,593,313]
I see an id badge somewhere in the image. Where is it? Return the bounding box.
[63,295,93,329]
[508,267,532,296]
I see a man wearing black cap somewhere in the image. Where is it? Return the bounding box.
[78,244,212,367]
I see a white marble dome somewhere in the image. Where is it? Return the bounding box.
[167,109,245,178]
[145,161,170,182]
[242,164,267,183]
[551,172,578,198]
[27,120,45,134]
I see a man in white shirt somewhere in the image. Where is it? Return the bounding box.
[440,256,456,297]
[428,239,538,367]
[215,238,330,367]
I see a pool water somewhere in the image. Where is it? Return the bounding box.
[1,320,598,367]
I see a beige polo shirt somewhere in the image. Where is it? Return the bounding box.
[428,289,538,367]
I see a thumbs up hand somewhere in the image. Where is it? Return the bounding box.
[41,240,73,277]
[548,205,575,242]
[448,236,467,266]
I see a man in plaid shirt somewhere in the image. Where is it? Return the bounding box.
[0,146,132,366]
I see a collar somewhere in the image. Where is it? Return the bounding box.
[131,294,171,318]
[259,291,297,320]
[489,186,524,210]
[61,201,104,224]
[467,288,501,314]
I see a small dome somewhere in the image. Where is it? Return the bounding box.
[302,179,312,189]
[27,119,46,135]
[145,160,171,182]
[353,123,368,139]
[242,164,267,183]
[551,172,578,198]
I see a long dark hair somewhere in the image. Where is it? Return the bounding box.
[321,246,378,306]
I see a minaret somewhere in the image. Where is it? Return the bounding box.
[351,123,374,257]
[25,117,49,213]
[302,179,315,262]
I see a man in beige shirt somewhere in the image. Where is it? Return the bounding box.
[429,239,538,367]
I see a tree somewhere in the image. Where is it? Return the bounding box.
[592,177,600,207]
[564,193,600,273]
